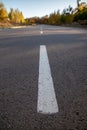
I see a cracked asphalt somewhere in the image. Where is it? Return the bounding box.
[0,25,87,130]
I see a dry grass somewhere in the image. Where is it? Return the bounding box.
[0,21,22,28]
[0,21,13,28]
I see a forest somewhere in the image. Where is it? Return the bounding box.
[0,2,87,27]
[26,2,87,26]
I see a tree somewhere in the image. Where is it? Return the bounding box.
[48,10,61,25]
[0,2,8,20]
[74,2,87,23]
[9,8,25,23]
[60,5,73,24]
[0,2,4,9]
[9,8,15,22]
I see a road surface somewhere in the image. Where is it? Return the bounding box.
[0,25,87,130]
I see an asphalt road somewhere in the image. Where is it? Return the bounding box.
[0,25,87,130]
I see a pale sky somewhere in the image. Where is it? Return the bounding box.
[1,0,87,18]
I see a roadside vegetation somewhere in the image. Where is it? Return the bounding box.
[0,2,25,28]
[0,2,87,28]
[25,2,87,27]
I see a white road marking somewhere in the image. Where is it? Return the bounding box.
[40,31,43,34]
[37,45,59,114]
[40,26,43,34]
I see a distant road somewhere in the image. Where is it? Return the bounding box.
[0,25,87,130]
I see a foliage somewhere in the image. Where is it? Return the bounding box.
[9,8,25,23]
[61,6,74,24]
[39,5,74,25]
[74,3,87,22]
[40,15,48,24]
[0,2,8,20]
[25,17,39,25]
[0,2,25,24]
[48,10,61,25]
[39,4,87,25]
[0,2,4,9]
[0,2,87,26]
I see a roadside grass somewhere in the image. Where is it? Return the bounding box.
[0,21,13,28]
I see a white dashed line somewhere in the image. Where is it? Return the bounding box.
[40,26,43,34]
[37,45,58,114]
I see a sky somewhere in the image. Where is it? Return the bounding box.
[0,0,87,18]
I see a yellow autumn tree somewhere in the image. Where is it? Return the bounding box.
[9,8,25,23]
[0,2,8,20]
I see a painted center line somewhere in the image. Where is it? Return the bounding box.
[40,26,43,34]
[37,45,59,114]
